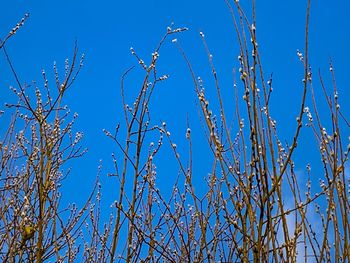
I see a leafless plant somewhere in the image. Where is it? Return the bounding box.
[96,1,349,262]
[0,15,93,262]
[2,1,349,262]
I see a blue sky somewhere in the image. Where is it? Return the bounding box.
[1,0,350,235]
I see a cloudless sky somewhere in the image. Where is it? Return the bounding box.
[1,0,350,227]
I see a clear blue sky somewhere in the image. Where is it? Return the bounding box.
[1,0,349,221]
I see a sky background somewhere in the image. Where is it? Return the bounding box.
[1,0,350,234]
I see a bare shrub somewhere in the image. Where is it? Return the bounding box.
[1,1,349,262]
[0,15,92,262]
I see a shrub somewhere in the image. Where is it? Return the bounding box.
[1,1,349,262]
